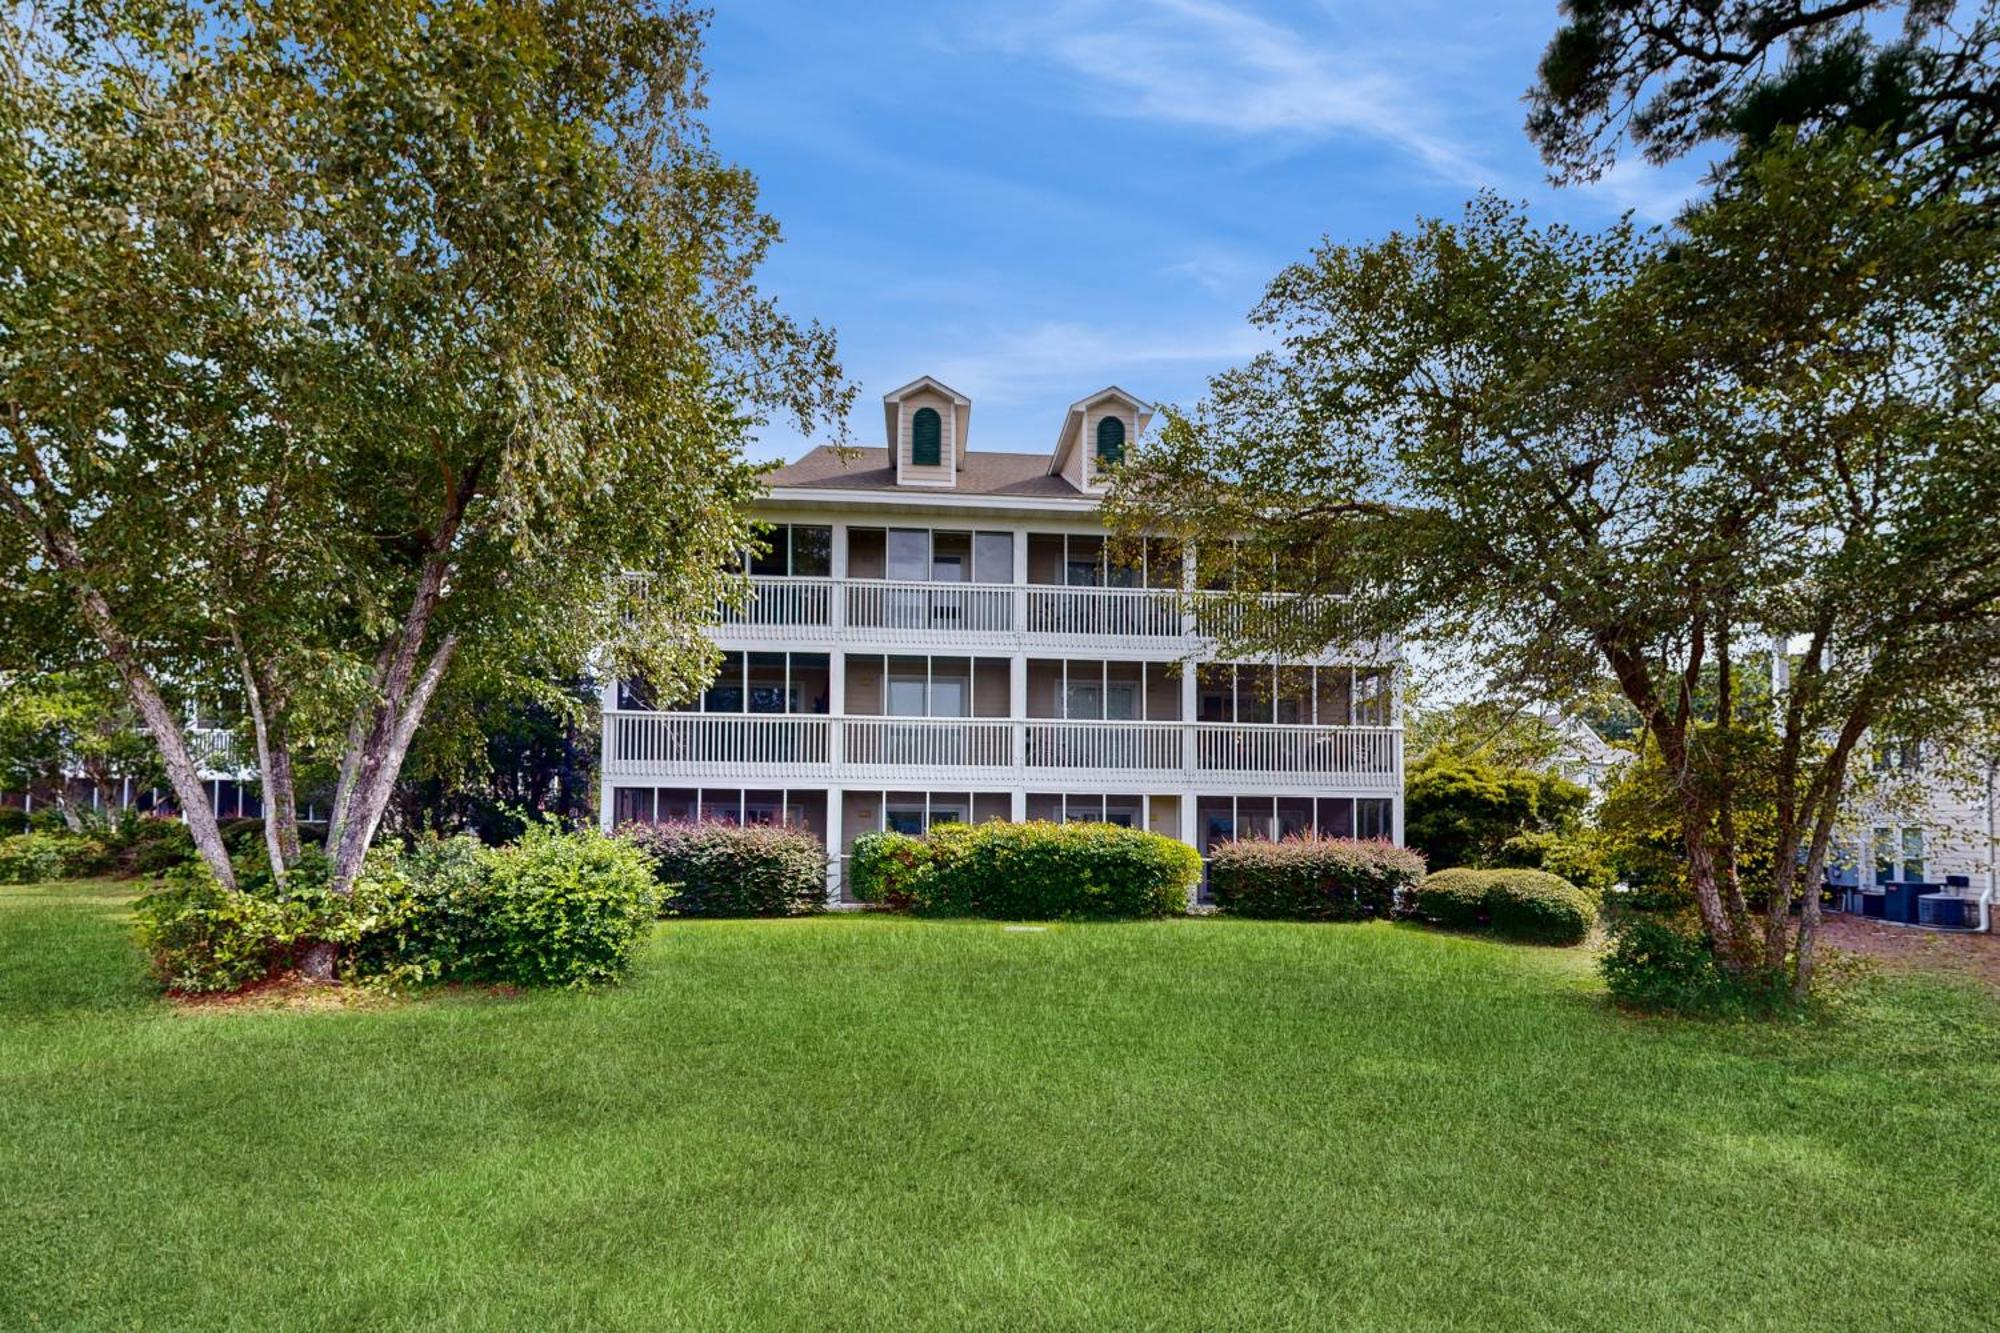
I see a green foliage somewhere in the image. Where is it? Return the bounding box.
[0,830,111,884]
[1493,829,1615,896]
[1595,730,1779,910]
[472,824,660,989]
[1208,835,1425,921]
[0,808,27,835]
[1600,918,1783,1017]
[1404,753,1588,871]
[124,819,197,877]
[1526,0,1998,186]
[854,821,1199,920]
[620,821,827,918]
[1406,868,1598,947]
[134,826,656,993]
[132,858,343,993]
[847,831,934,910]
[3,0,852,893]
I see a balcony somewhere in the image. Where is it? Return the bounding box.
[706,575,1359,650]
[603,712,1399,788]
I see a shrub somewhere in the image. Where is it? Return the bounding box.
[0,807,27,835]
[0,829,112,883]
[472,824,659,988]
[131,858,345,993]
[1596,917,1809,1016]
[1209,836,1425,921]
[135,826,657,993]
[1493,829,1615,896]
[125,819,196,875]
[857,820,1199,919]
[847,830,932,909]
[621,820,826,917]
[1405,867,1597,946]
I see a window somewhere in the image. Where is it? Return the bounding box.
[1095,415,1126,466]
[744,524,832,577]
[1902,828,1926,883]
[1873,827,1897,883]
[911,407,943,466]
[680,652,827,714]
[973,532,1014,583]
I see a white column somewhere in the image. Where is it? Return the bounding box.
[1180,660,1198,778]
[830,520,848,631]
[828,647,846,769]
[825,787,844,906]
[598,676,619,830]
[1010,651,1028,775]
[1179,792,1200,912]
[1011,524,1029,634]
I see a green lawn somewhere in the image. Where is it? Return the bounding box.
[3,880,1997,1332]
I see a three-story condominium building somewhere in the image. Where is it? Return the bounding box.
[597,376,1405,904]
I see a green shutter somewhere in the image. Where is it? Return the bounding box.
[1095,415,1126,466]
[911,408,942,467]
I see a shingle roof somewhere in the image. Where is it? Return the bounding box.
[763,446,1086,498]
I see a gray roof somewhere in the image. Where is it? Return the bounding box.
[764,446,1086,498]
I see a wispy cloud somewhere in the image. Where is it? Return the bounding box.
[931,318,1273,410]
[978,0,1497,188]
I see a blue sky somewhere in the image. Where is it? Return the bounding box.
[705,0,1710,463]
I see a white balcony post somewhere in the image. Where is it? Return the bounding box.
[1010,789,1027,822]
[824,787,843,905]
[828,648,846,768]
[830,522,848,631]
[1179,792,1200,910]
[1011,527,1029,633]
[1010,652,1028,773]
[1180,661,1197,777]
[597,676,619,831]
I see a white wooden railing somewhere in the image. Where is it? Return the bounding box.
[844,580,1017,633]
[1192,723,1398,777]
[606,712,831,774]
[843,718,1014,768]
[1025,586,1183,637]
[604,712,1398,785]
[1025,720,1183,771]
[719,576,833,628]
[689,576,1355,647]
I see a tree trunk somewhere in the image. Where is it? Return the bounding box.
[64,581,237,886]
[331,632,459,891]
[233,627,291,884]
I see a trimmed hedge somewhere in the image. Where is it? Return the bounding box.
[850,820,1200,919]
[1404,867,1597,946]
[1209,835,1425,921]
[619,820,827,917]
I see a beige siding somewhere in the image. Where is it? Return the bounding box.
[894,388,958,487]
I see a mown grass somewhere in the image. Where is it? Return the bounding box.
[2,878,1996,1332]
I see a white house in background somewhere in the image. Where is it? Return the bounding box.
[1830,741,1998,929]
[598,375,1406,905]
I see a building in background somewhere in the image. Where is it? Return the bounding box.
[599,376,1405,904]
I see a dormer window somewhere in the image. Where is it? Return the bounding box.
[912,408,943,466]
[1095,416,1126,466]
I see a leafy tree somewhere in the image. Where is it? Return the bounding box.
[1404,753,1590,872]
[1108,134,2000,996]
[1,0,850,950]
[0,671,158,827]
[1528,0,2000,183]
[390,676,600,844]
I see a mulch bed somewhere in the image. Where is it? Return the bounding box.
[1818,913,2000,991]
